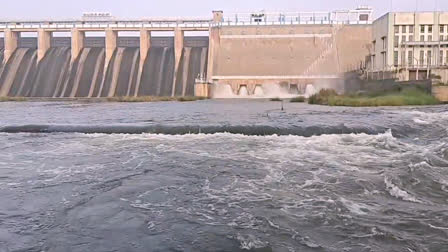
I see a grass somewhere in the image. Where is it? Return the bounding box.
[107,96,208,102]
[308,88,439,107]
[290,96,306,103]
[0,97,27,102]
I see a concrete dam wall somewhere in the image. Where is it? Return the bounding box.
[0,37,208,97]
[209,25,372,97]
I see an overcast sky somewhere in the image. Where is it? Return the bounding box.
[1,0,447,20]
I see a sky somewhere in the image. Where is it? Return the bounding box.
[0,0,447,20]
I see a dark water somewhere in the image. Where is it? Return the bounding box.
[1,100,448,252]
[0,45,207,98]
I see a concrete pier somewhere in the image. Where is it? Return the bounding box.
[4,29,19,64]
[172,28,184,95]
[71,28,85,62]
[139,29,151,68]
[37,29,51,61]
[105,28,118,68]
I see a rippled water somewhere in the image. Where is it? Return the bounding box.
[0,100,448,252]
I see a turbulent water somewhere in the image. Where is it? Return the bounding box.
[1,100,448,252]
[0,44,207,97]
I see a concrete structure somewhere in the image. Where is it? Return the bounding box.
[71,29,85,62]
[368,12,448,83]
[37,29,51,61]
[4,29,19,63]
[172,28,184,96]
[432,85,448,102]
[0,16,210,66]
[3,8,448,98]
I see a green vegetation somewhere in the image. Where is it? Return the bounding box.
[270,97,282,101]
[308,89,338,105]
[0,97,27,102]
[107,96,207,102]
[290,96,306,103]
[308,88,439,107]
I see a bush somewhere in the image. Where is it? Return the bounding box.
[325,88,439,107]
[308,89,338,105]
[0,97,27,102]
[290,96,305,103]
[270,97,282,101]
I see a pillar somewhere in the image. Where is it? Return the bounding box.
[172,28,184,96]
[139,29,151,68]
[206,27,220,83]
[71,28,85,62]
[4,29,19,64]
[105,28,117,68]
[38,29,51,62]
[212,11,224,23]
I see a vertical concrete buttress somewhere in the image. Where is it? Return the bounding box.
[172,28,184,96]
[71,28,85,62]
[4,29,19,64]
[38,29,51,62]
[105,28,118,69]
[139,29,151,70]
[206,27,220,83]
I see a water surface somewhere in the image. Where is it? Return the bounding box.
[0,100,447,252]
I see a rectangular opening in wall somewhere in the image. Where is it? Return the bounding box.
[117,31,139,48]
[19,32,37,48]
[84,32,105,48]
[184,31,209,48]
[51,32,71,47]
[0,32,4,49]
[151,31,174,48]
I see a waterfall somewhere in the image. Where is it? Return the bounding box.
[238,86,249,97]
[253,85,264,96]
[304,84,317,98]
[0,38,208,98]
[174,46,209,97]
[14,50,37,97]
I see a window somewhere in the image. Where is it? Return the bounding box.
[446,50,448,65]
[429,35,433,42]
[402,35,406,43]
[408,51,413,66]
[382,37,387,50]
[395,26,400,33]
[382,52,387,67]
[420,35,425,42]
[441,35,444,42]
[394,36,399,47]
[428,50,432,65]
[394,51,399,66]
[440,50,444,65]
[402,25,407,33]
[409,25,414,33]
[441,25,445,33]
[421,25,425,33]
[420,50,424,66]
[409,35,414,42]
[428,25,433,33]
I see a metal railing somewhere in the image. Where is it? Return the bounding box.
[0,18,213,30]
[219,8,373,26]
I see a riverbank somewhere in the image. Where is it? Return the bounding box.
[309,88,440,107]
[0,96,208,103]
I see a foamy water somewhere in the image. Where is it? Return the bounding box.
[0,100,447,251]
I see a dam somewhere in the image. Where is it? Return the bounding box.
[0,8,373,98]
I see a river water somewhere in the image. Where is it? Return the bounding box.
[0,100,447,252]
